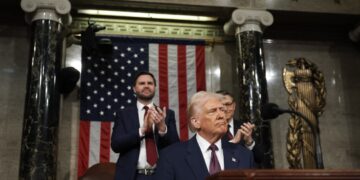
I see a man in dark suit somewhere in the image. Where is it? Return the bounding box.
[154,91,254,180]
[111,71,179,180]
[216,90,264,166]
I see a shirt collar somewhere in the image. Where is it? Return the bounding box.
[228,118,234,134]
[136,101,154,111]
[196,134,222,153]
[228,118,234,126]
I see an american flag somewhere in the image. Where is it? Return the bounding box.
[78,36,206,177]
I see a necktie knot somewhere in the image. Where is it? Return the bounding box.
[209,144,218,152]
[143,105,149,111]
[143,105,149,115]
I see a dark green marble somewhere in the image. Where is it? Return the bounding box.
[235,30,274,168]
[19,19,63,179]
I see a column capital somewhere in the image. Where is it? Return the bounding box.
[21,0,72,25]
[224,9,273,35]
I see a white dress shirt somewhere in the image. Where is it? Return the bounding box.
[136,101,167,169]
[196,134,224,172]
[228,118,235,135]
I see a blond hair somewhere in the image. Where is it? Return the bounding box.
[187,91,223,131]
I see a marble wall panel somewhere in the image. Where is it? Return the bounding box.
[0,25,29,179]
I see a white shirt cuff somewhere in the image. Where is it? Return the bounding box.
[158,125,168,137]
[139,128,145,137]
[246,141,255,150]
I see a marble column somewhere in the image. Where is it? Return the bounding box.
[224,9,274,168]
[19,0,71,179]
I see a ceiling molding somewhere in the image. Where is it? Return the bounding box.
[71,17,229,42]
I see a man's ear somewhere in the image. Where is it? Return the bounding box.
[191,116,200,130]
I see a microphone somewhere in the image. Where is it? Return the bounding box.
[261,103,312,124]
[261,102,324,169]
[261,103,287,120]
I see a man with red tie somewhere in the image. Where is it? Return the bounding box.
[155,91,254,180]
[216,90,264,166]
[111,71,179,180]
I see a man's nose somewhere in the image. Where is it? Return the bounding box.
[217,109,225,119]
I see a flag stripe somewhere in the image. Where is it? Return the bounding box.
[100,121,111,163]
[149,44,160,106]
[78,121,90,177]
[158,44,169,108]
[177,45,188,140]
[186,45,197,138]
[196,46,206,91]
[168,45,180,135]
[109,122,118,162]
[89,122,100,167]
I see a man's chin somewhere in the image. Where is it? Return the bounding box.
[215,130,227,138]
[216,125,228,134]
[137,93,155,101]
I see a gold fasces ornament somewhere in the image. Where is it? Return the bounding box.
[282,58,326,169]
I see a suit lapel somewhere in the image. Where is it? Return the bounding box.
[128,107,140,130]
[222,140,239,169]
[185,136,209,179]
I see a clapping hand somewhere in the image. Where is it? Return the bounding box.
[230,122,255,145]
[142,110,154,133]
[240,122,255,146]
[149,106,167,132]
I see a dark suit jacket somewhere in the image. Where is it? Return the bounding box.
[154,135,254,180]
[226,119,264,166]
[111,106,179,180]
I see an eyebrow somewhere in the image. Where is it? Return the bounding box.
[138,81,154,84]
[207,106,225,112]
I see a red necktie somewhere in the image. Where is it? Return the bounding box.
[227,125,233,140]
[144,106,158,166]
[209,144,221,175]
